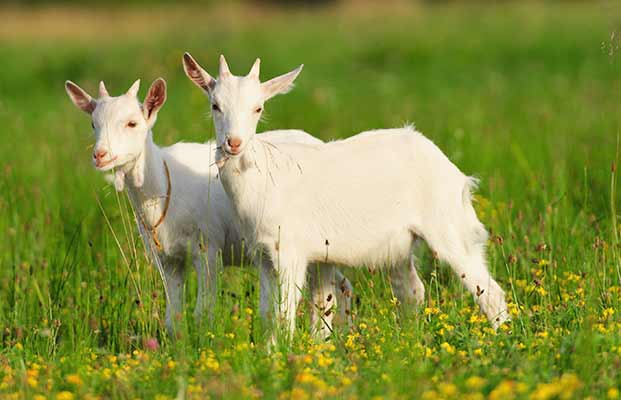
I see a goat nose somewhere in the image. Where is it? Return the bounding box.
[93,150,107,160]
[227,137,242,149]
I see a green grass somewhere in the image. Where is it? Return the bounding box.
[1,2,621,399]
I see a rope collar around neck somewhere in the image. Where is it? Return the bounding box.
[140,160,171,252]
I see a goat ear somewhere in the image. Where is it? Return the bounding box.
[261,64,303,101]
[143,78,167,122]
[65,81,96,114]
[183,52,216,94]
[126,79,141,97]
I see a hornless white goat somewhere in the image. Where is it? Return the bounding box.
[64,78,354,337]
[182,54,510,338]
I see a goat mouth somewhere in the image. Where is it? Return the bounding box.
[223,148,241,157]
[95,156,118,170]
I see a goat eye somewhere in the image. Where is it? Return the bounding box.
[127,121,137,128]
[212,103,221,112]
[255,107,263,113]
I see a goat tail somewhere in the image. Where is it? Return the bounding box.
[462,176,479,208]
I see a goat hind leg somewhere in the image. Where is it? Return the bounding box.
[427,229,509,329]
[390,253,425,306]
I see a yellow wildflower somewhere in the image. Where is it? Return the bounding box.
[421,390,440,400]
[345,333,360,350]
[317,354,333,367]
[440,342,456,354]
[507,303,520,317]
[65,374,82,386]
[290,387,309,400]
[424,307,440,316]
[296,370,315,384]
[469,314,486,324]
[56,392,74,400]
[206,357,219,372]
[536,331,549,339]
[465,376,486,390]
[529,374,581,400]
[438,382,458,397]
[489,380,518,400]
[27,376,38,388]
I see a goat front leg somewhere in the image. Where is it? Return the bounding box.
[261,250,307,344]
[334,269,353,327]
[162,257,186,337]
[259,257,278,348]
[276,255,308,337]
[309,263,336,340]
[193,245,218,325]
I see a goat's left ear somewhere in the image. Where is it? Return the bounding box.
[261,64,303,101]
[143,78,167,123]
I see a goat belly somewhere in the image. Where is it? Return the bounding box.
[306,225,414,268]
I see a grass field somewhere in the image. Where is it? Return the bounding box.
[1,1,621,398]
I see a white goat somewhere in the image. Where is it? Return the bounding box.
[182,54,510,338]
[64,78,353,337]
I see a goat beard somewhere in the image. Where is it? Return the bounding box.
[114,170,125,191]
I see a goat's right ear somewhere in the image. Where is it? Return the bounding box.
[182,52,216,94]
[65,81,96,114]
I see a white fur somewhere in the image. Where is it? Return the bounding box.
[182,54,510,337]
[65,78,353,337]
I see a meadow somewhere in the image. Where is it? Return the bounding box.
[1,1,621,398]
